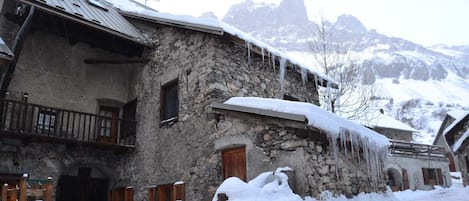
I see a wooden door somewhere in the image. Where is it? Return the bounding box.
[157,184,174,201]
[222,147,246,181]
[402,168,409,190]
[97,107,119,144]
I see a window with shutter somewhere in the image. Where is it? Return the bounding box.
[174,183,185,201]
[160,79,179,126]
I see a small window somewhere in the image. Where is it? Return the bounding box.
[283,94,299,101]
[422,168,443,185]
[38,109,57,132]
[160,79,179,125]
[465,156,469,170]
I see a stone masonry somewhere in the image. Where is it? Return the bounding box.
[120,22,386,200]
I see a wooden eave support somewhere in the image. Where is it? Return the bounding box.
[84,58,150,64]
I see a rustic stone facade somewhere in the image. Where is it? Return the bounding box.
[116,23,386,200]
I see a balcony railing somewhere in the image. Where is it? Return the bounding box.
[389,140,447,161]
[0,99,136,150]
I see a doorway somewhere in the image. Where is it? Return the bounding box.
[56,167,109,201]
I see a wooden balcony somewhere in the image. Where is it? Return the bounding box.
[0,99,136,151]
[389,140,447,161]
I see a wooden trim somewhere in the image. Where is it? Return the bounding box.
[84,58,150,64]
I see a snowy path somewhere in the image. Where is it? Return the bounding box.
[394,185,469,201]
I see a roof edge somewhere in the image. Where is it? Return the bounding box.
[210,102,307,124]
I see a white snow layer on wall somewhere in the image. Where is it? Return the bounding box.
[224,97,389,189]
[104,0,334,85]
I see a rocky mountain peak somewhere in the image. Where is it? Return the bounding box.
[333,14,367,34]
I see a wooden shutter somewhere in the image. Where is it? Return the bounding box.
[148,187,157,201]
[125,187,134,201]
[157,184,174,201]
[174,183,185,201]
[422,168,429,185]
[436,168,444,185]
[222,147,247,181]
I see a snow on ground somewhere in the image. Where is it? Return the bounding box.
[213,169,469,201]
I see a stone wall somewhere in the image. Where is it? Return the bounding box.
[121,23,383,200]
[214,113,386,198]
[0,139,122,199]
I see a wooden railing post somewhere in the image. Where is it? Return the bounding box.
[2,183,7,201]
[19,174,27,201]
[44,177,53,201]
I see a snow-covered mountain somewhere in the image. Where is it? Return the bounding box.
[223,0,469,144]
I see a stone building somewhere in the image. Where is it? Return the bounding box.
[366,112,417,142]
[433,110,469,186]
[1,0,390,200]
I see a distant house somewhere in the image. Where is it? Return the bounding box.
[433,110,469,186]
[0,0,390,201]
[366,111,417,142]
[362,111,451,191]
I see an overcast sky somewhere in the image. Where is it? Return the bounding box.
[136,0,469,46]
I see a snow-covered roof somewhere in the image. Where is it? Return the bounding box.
[223,97,389,149]
[0,37,14,62]
[443,111,469,136]
[106,0,336,87]
[452,130,469,153]
[19,0,149,45]
[447,109,468,119]
[368,112,418,132]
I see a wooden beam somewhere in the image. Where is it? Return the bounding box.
[84,58,150,64]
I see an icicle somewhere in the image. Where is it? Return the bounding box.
[326,81,332,111]
[261,48,265,65]
[246,42,252,64]
[300,68,308,84]
[335,85,341,115]
[271,53,276,73]
[279,57,287,97]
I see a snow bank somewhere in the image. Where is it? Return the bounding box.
[212,167,308,201]
[212,167,398,201]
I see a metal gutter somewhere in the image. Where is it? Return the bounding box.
[210,102,307,124]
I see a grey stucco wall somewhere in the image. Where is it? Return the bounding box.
[374,127,413,142]
[386,156,451,190]
[7,29,142,114]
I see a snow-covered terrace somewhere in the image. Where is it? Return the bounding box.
[104,0,336,87]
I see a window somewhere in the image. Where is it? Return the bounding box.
[160,79,179,125]
[97,107,119,144]
[148,183,185,201]
[465,156,469,170]
[222,147,247,181]
[422,168,444,185]
[38,109,56,132]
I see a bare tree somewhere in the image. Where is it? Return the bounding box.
[310,15,376,121]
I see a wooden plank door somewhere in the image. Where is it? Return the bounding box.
[222,147,246,181]
[402,168,409,190]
